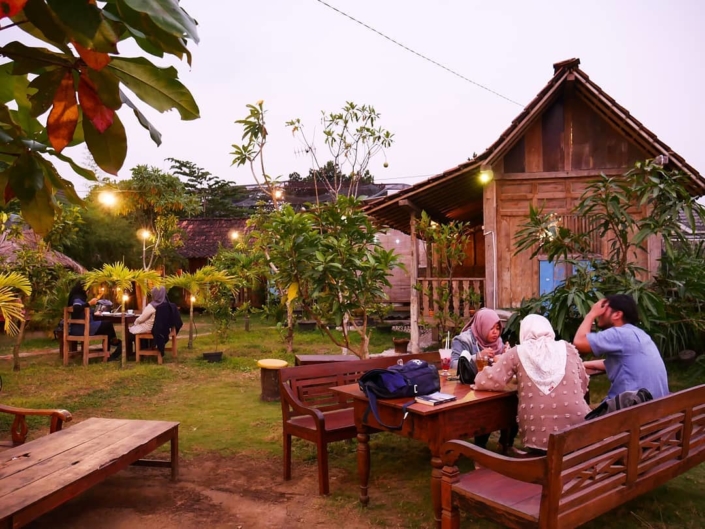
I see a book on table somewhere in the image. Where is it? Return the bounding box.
[415,391,457,406]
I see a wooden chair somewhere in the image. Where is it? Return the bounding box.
[0,404,72,448]
[62,307,109,366]
[135,329,178,364]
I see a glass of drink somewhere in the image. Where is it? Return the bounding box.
[441,356,451,375]
[475,353,488,372]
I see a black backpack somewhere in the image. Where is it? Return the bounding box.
[359,359,440,429]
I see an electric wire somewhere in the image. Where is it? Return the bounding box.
[315,0,524,107]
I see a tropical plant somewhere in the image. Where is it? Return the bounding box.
[0,270,31,336]
[508,160,705,357]
[202,284,235,353]
[0,0,199,235]
[415,211,474,335]
[164,266,238,349]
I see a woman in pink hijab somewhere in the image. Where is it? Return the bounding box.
[450,308,513,450]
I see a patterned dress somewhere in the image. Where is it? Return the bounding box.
[474,344,591,451]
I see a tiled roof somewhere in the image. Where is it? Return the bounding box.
[177,218,249,258]
[677,211,705,239]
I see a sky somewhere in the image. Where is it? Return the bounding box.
[23,1,705,195]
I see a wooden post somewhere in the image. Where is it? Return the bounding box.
[409,214,420,353]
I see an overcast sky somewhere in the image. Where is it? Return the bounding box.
[47,1,705,195]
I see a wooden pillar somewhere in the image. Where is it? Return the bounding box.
[483,171,498,309]
[409,214,420,353]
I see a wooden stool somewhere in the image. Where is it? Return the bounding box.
[257,359,288,402]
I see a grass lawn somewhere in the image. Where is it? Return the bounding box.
[1,314,704,528]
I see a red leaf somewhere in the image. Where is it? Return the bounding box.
[4,184,16,203]
[78,74,114,133]
[0,0,28,18]
[47,71,78,152]
[73,41,111,71]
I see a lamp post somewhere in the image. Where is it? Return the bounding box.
[138,229,151,270]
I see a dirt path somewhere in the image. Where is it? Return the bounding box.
[26,453,394,529]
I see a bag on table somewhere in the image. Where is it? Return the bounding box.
[358,359,441,429]
[457,350,478,385]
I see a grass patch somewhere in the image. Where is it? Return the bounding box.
[1,315,704,528]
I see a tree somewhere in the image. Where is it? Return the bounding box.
[168,158,249,218]
[0,0,199,235]
[509,160,705,357]
[232,101,400,358]
[100,165,201,270]
[0,270,31,372]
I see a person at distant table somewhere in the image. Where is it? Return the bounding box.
[129,286,166,336]
[573,294,669,401]
[67,281,121,360]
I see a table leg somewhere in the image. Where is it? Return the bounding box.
[171,426,179,481]
[124,320,134,357]
[357,431,370,505]
[431,454,443,528]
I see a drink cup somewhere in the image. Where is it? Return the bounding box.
[441,357,451,374]
[439,348,452,376]
[127,309,134,314]
[476,354,488,372]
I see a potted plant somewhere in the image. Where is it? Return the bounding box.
[202,284,235,362]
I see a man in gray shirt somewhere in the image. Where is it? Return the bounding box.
[573,294,669,400]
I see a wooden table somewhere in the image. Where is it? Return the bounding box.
[334,380,517,528]
[0,417,178,528]
[294,354,360,366]
[94,312,138,357]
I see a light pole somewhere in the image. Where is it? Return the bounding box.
[138,229,151,270]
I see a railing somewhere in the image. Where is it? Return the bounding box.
[417,277,485,320]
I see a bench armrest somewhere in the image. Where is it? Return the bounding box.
[279,383,327,428]
[0,404,73,445]
[441,439,547,484]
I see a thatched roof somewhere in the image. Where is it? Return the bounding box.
[0,229,86,273]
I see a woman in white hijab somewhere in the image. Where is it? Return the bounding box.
[474,314,591,453]
[129,286,166,336]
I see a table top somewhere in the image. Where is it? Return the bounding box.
[334,378,516,416]
[94,312,138,321]
[0,418,178,519]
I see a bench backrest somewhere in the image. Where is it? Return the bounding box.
[544,384,705,527]
[279,352,441,417]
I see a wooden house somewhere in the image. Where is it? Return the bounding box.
[365,58,705,348]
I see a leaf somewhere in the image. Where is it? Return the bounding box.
[118,0,199,43]
[108,57,199,120]
[118,88,161,145]
[83,111,126,174]
[0,0,28,18]
[13,0,68,47]
[20,176,56,236]
[86,65,121,109]
[78,74,114,132]
[0,41,73,74]
[47,70,78,152]
[46,149,97,183]
[27,67,65,117]
[6,151,43,202]
[46,0,118,53]
[36,153,85,203]
[112,0,192,64]
[73,40,111,71]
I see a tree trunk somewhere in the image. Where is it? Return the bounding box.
[11,318,27,372]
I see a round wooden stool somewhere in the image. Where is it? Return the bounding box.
[257,359,288,402]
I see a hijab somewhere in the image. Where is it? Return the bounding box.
[469,308,503,354]
[150,286,167,308]
[516,314,567,395]
[67,281,88,306]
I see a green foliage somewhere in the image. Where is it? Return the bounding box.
[415,211,474,333]
[0,0,199,235]
[286,102,393,198]
[508,160,705,356]
[0,271,31,335]
[168,158,249,219]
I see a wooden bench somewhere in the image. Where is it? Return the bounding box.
[280,351,441,495]
[440,384,705,529]
[0,404,72,449]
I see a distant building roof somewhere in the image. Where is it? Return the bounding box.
[177,218,249,259]
[677,211,705,240]
[0,228,86,273]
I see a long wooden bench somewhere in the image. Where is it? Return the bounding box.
[280,351,441,495]
[440,384,705,529]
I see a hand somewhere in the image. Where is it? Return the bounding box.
[482,347,496,359]
[587,299,608,318]
[89,297,98,306]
